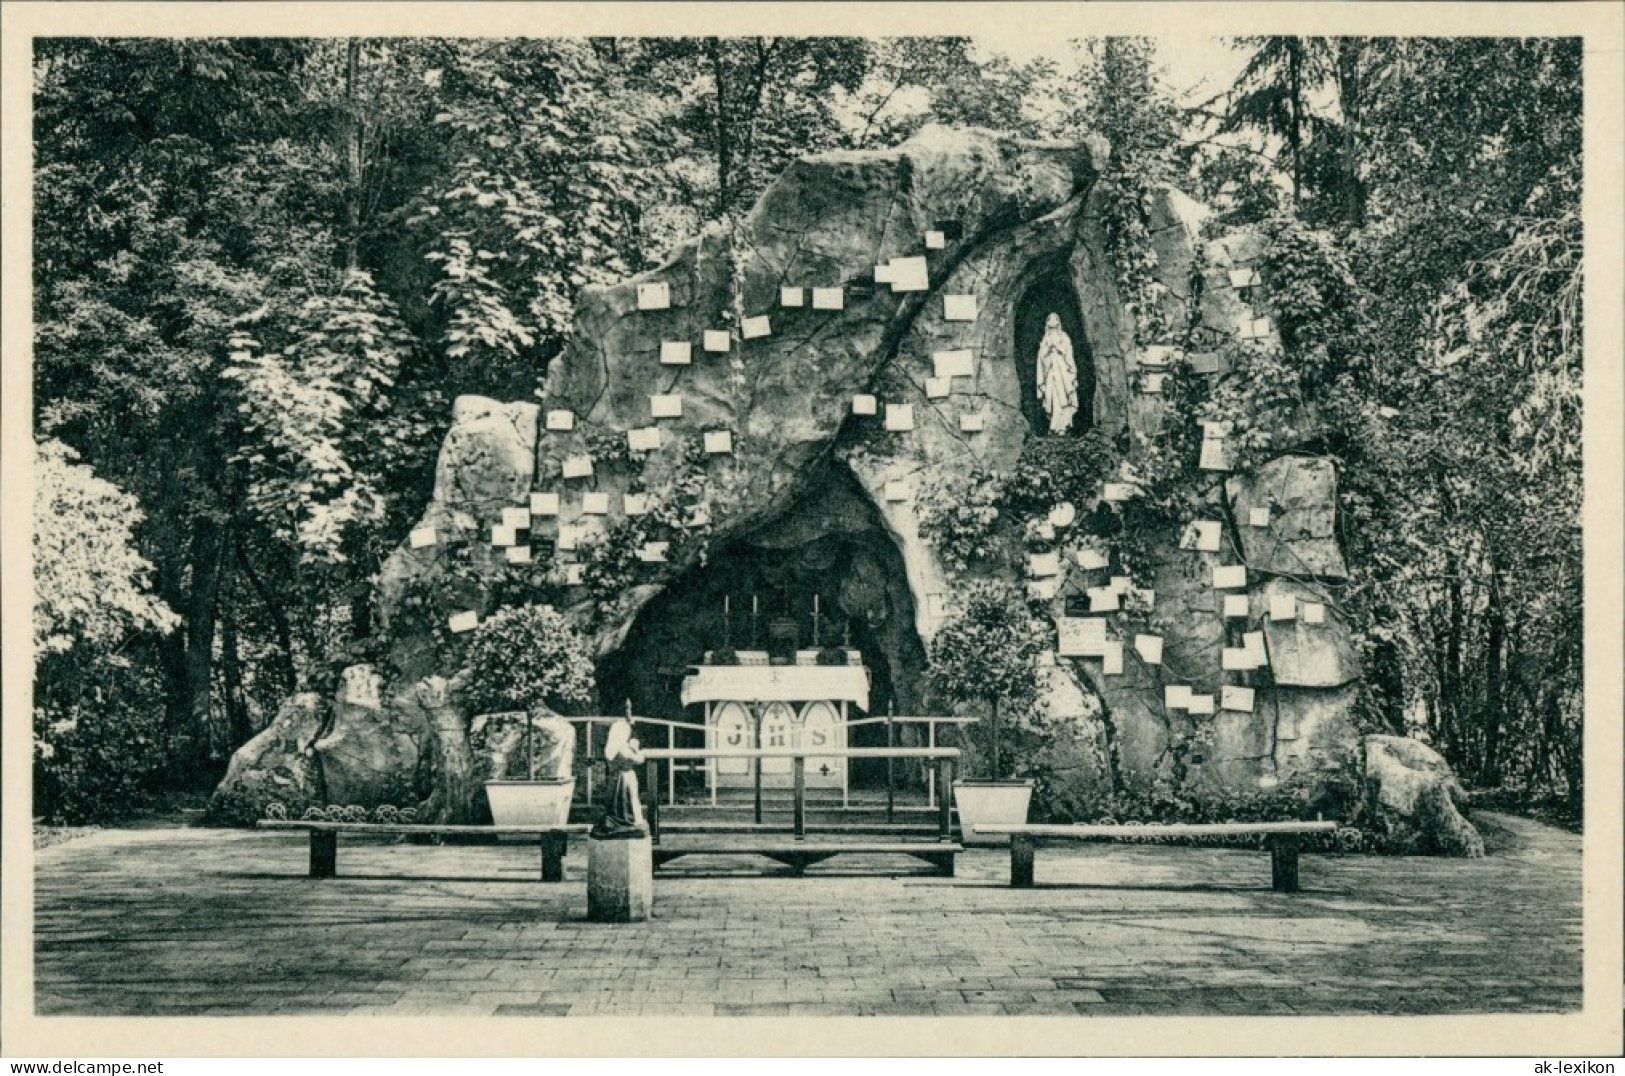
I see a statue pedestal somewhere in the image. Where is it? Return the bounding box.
[587,835,653,922]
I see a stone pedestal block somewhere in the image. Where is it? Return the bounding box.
[587,836,653,922]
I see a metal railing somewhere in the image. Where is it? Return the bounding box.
[476,710,978,813]
[638,747,962,843]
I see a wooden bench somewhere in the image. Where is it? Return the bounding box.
[257,821,590,882]
[974,822,1340,892]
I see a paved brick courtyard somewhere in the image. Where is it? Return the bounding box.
[32,813,1580,1017]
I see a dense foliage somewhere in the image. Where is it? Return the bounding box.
[926,581,1049,780]
[457,605,596,716]
[32,35,1584,827]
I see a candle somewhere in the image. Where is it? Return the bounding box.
[752,595,758,614]
[813,594,820,614]
[724,595,730,615]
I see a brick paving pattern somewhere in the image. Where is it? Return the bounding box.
[33,813,1580,1017]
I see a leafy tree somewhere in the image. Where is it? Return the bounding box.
[631,37,869,219]
[33,440,180,822]
[927,581,1048,780]
[458,605,596,716]
[1213,37,1370,226]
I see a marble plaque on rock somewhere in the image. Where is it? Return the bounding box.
[636,282,670,310]
[1027,578,1060,601]
[885,404,915,431]
[623,494,649,516]
[933,349,976,379]
[925,377,951,400]
[943,295,977,322]
[1220,685,1255,713]
[888,256,929,292]
[742,315,772,339]
[959,412,985,432]
[660,341,692,365]
[650,394,682,419]
[852,394,878,415]
[582,492,610,515]
[561,455,594,480]
[1102,642,1124,675]
[1028,552,1061,578]
[530,492,560,516]
[704,429,734,455]
[546,410,575,431]
[924,230,946,250]
[505,545,532,565]
[1057,616,1109,657]
[448,611,479,633]
[1134,634,1163,664]
[812,287,844,310]
[1102,482,1135,502]
[703,330,731,353]
[1188,352,1222,375]
[1180,519,1223,552]
[409,526,437,549]
[628,427,662,452]
[780,286,805,308]
[1199,436,1233,472]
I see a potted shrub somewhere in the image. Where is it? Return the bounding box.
[927,580,1047,844]
[460,604,595,826]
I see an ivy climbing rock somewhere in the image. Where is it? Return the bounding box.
[210,124,1478,851]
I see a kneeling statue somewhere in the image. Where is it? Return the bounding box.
[591,717,648,839]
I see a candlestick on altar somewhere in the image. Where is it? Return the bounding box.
[843,618,852,647]
[723,594,732,647]
[811,594,822,648]
[750,593,760,648]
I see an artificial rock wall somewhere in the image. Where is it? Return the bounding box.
[212,125,1477,849]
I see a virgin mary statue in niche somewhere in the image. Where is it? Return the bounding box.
[1036,312,1079,434]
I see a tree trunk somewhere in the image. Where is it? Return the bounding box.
[1334,39,1366,226]
[176,518,227,784]
[1287,38,1304,205]
[341,40,363,272]
[1479,562,1507,786]
[706,38,732,217]
[1442,565,1465,761]
[235,535,299,694]
[989,697,1001,781]
[219,576,253,751]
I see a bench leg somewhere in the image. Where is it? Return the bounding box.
[540,833,567,883]
[1011,835,1035,888]
[1269,837,1300,892]
[310,831,337,879]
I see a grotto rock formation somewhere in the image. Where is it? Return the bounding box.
[211,124,1479,851]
